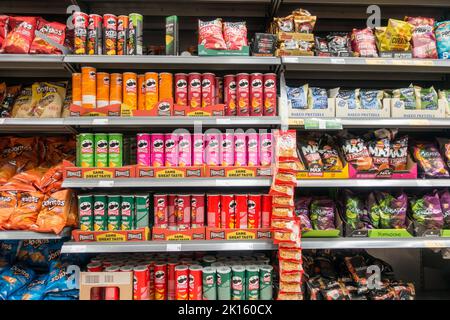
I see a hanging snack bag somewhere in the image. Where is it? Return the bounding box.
[223,22,247,50]
[414,86,438,110]
[341,137,373,171]
[299,138,323,172]
[30,18,66,54]
[308,87,328,109]
[310,198,336,230]
[275,130,298,162]
[379,19,413,51]
[405,16,437,59]
[411,192,444,230]
[1,16,37,53]
[287,84,308,109]
[359,90,384,109]
[0,15,8,48]
[393,87,416,110]
[351,28,378,57]
[435,20,450,59]
[326,32,352,56]
[413,142,449,178]
[198,19,227,50]
[390,136,408,171]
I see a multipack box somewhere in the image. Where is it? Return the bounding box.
[136,166,204,178]
[205,228,272,240]
[79,272,133,300]
[390,98,447,118]
[152,227,206,240]
[72,227,151,242]
[335,98,391,118]
[288,98,335,118]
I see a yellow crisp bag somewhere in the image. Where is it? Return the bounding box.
[380,19,413,51]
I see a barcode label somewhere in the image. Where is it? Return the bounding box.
[92,118,109,125]
[85,275,100,284]
[0,119,5,125]
[105,275,115,283]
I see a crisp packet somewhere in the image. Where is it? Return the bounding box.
[390,136,408,171]
[341,137,373,171]
[413,142,449,178]
[287,85,308,109]
[351,28,378,57]
[368,138,391,173]
[410,192,444,230]
[359,90,384,109]
[379,19,413,51]
[438,189,450,229]
[279,248,302,261]
[310,198,336,230]
[9,274,48,300]
[435,21,450,59]
[299,138,323,172]
[294,196,312,230]
[326,32,352,56]
[393,87,416,110]
[308,87,328,109]
[405,16,437,59]
[0,264,35,300]
[333,88,360,110]
[414,86,438,110]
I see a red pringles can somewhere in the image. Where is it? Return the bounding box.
[154,262,167,300]
[263,73,277,116]
[207,194,221,228]
[201,73,216,108]
[188,73,202,109]
[134,265,150,300]
[167,260,178,300]
[168,194,177,230]
[261,195,272,228]
[189,265,203,300]
[104,265,120,300]
[73,11,89,55]
[250,73,264,116]
[87,262,103,300]
[147,260,155,300]
[175,265,189,300]
[191,194,205,228]
[220,194,235,229]
[224,75,237,116]
[236,73,250,116]
[235,194,248,229]
[103,14,117,55]
[175,73,188,106]
[176,194,191,230]
[215,77,223,105]
[154,194,168,228]
[87,14,102,55]
[247,194,262,228]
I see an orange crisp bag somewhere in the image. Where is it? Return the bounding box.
[0,191,18,229]
[31,189,73,234]
[66,192,78,228]
[38,164,64,194]
[6,191,44,230]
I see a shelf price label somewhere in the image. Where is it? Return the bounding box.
[304,118,342,130]
[66,245,87,253]
[97,180,115,187]
[0,119,5,125]
[166,244,182,252]
[216,118,231,125]
[288,118,304,127]
[92,118,109,125]
[424,240,445,248]
[330,58,346,64]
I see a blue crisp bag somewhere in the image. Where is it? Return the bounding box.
[45,262,77,294]
[45,289,79,300]
[9,274,48,300]
[0,264,35,300]
[0,240,21,265]
[17,240,51,270]
[435,21,450,59]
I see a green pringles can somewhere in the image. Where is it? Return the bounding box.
[95,133,109,168]
[246,265,260,300]
[107,195,121,231]
[75,134,80,167]
[121,195,135,230]
[259,265,273,300]
[108,133,123,167]
[202,255,217,267]
[127,13,143,55]
[231,266,246,300]
[202,267,217,300]
[78,194,93,231]
[78,133,94,168]
[93,195,108,231]
[217,266,232,300]
[135,194,150,229]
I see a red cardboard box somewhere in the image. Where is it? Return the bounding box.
[152,227,206,240]
[136,166,204,178]
[72,227,150,242]
[205,166,272,178]
[206,228,272,240]
[63,165,135,179]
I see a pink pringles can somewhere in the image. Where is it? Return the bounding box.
[260,132,273,167]
[192,134,204,166]
[137,133,151,166]
[164,133,179,167]
[178,133,192,167]
[205,133,221,166]
[247,132,259,166]
[234,132,247,166]
[151,134,165,167]
[221,133,234,166]
[168,194,177,230]
[191,194,205,228]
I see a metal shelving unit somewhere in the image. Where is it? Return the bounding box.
[62,177,272,189]
[0,54,71,78]
[0,227,71,240]
[289,118,450,129]
[297,179,450,188]
[0,118,75,133]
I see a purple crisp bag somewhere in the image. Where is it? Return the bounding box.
[310,198,336,230]
[439,189,450,229]
[295,196,312,230]
[411,192,444,230]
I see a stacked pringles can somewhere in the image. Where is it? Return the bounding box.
[72,67,172,110]
[175,72,277,116]
[78,194,150,231]
[85,252,273,300]
[72,11,143,55]
[154,193,272,230]
[76,133,123,167]
[136,131,273,167]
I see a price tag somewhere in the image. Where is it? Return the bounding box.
[216,118,231,125]
[330,58,345,64]
[166,244,182,251]
[391,59,413,66]
[92,118,109,125]
[365,58,386,65]
[408,119,430,126]
[215,180,233,187]
[97,180,115,187]
[67,245,87,253]
[424,240,445,248]
[288,118,304,126]
[0,119,5,125]
[413,60,434,66]
[246,243,255,250]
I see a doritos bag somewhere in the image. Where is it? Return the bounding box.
[0,15,8,48]
[31,189,73,234]
[0,264,35,300]
[2,137,37,160]
[6,191,44,230]
[1,16,37,54]
[0,161,16,185]
[0,191,17,230]
[30,18,65,54]
[38,164,64,194]
[9,274,48,300]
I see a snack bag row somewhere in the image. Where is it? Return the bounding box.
[198,19,247,50]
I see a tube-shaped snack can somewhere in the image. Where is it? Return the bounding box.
[250,73,263,116]
[234,132,247,166]
[192,134,204,165]
[260,133,273,166]
[205,133,221,166]
[247,132,259,166]
[136,133,151,166]
[151,134,165,167]
[263,73,277,116]
[164,133,179,167]
[178,133,192,167]
[221,133,234,166]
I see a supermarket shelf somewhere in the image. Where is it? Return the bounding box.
[282,0,450,5]
[297,179,450,187]
[62,178,272,189]
[64,55,281,71]
[302,238,450,249]
[0,118,74,133]
[0,54,70,77]
[61,240,277,253]
[64,116,282,128]
[289,118,450,129]
[0,227,71,240]
[282,56,450,74]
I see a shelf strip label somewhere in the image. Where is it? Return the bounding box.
[166,244,182,251]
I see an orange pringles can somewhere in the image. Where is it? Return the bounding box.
[72,73,82,106]
[110,73,123,105]
[96,72,110,107]
[123,72,138,109]
[81,66,96,108]
[144,72,159,110]
[159,72,173,101]
[138,74,146,110]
